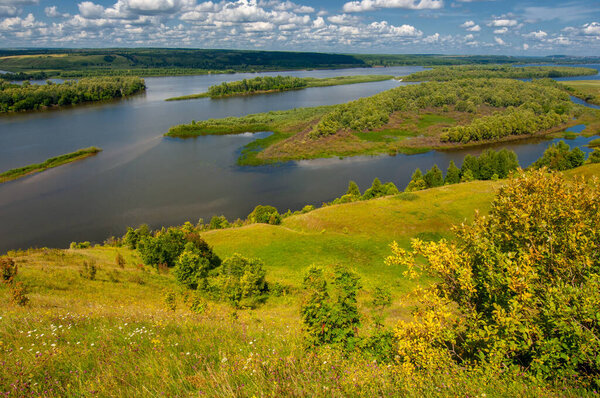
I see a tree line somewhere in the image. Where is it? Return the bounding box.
[0,76,145,112]
[402,65,598,82]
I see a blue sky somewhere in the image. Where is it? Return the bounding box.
[0,0,599,55]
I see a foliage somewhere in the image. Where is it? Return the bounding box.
[310,78,574,140]
[423,164,444,188]
[589,149,600,164]
[445,160,461,184]
[301,265,362,351]
[531,140,586,171]
[163,291,177,311]
[209,215,230,230]
[346,181,361,197]
[173,243,214,290]
[115,252,126,268]
[70,241,91,249]
[403,65,597,82]
[0,147,101,184]
[137,228,187,268]
[211,253,268,308]
[123,224,150,249]
[405,168,427,192]
[386,169,600,388]
[9,281,29,306]
[79,260,97,280]
[248,205,281,225]
[207,76,307,97]
[0,77,145,112]
[0,257,17,284]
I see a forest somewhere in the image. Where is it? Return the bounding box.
[2,49,599,79]
[0,77,145,112]
[402,65,598,81]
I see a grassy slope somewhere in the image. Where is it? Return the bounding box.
[165,75,394,101]
[0,147,101,183]
[560,80,600,105]
[2,163,599,397]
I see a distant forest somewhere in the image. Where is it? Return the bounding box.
[1,48,599,80]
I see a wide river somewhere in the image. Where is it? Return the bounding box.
[1,65,599,251]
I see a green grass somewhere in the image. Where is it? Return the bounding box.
[0,147,101,183]
[588,138,600,148]
[2,164,600,396]
[165,75,394,101]
[560,80,600,105]
[416,113,456,129]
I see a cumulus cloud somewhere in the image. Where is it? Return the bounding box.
[523,30,547,39]
[583,22,600,35]
[523,43,529,50]
[460,20,480,31]
[489,18,517,27]
[494,36,506,45]
[45,6,69,18]
[342,0,443,13]
[493,27,507,34]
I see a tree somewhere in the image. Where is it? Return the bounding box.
[423,165,443,188]
[173,243,212,290]
[346,180,361,197]
[361,178,384,199]
[461,155,479,179]
[214,253,268,307]
[444,160,461,185]
[589,149,600,163]
[248,205,280,224]
[386,169,600,387]
[531,140,584,171]
[405,168,426,192]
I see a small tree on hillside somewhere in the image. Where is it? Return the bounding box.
[405,168,427,192]
[424,165,444,188]
[444,160,461,185]
[346,181,361,197]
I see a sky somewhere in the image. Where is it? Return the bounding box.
[0,0,599,55]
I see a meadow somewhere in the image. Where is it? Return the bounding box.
[2,163,599,397]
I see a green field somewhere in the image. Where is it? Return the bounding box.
[0,147,101,183]
[560,80,600,105]
[165,75,395,101]
[2,163,599,396]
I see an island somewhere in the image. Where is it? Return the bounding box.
[0,147,102,183]
[165,74,395,101]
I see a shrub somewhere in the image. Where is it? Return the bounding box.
[208,215,230,230]
[173,243,213,290]
[123,224,150,249]
[0,257,17,284]
[301,205,315,214]
[137,227,186,268]
[589,149,600,163]
[301,265,362,350]
[423,165,443,188]
[10,282,29,306]
[70,241,91,249]
[164,291,177,311]
[79,260,97,280]
[248,205,280,224]
[212,253,268,308]
[405,169,426,192]
[386,169,600,387]
[531,140,585,171]
[115,252,126,268]
[346,181,361,197]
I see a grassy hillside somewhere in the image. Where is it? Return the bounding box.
[560,80,600,105]
[1,163,599,397]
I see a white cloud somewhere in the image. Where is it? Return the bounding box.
[460,20,474,28]
[464,33,473,40]
[467,24,480,32]
[494,36,505,45]
[0,12,43,29]
[523,30,547,40]
[489,18,517,27]
[0,5,17,16]
[78,2,105,19]
[327,14,360,25]
[423,32,439,43]
[523,43,529,50]
[493,27,507,34]
[312,16,325,28]
[342,0,443,13]
[583,22,600,35]
[45,6,69,18]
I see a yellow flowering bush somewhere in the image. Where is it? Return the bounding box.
[387,169,600,388]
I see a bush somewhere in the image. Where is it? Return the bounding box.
[164,291,177,311]
[248,205,280,224]
[212,253,268,308]
[589,149,600,163]
[531,140,585,171]
[405,169,426,192]
[137,227,186,268]
[10,282,29,306]
[115,252,126,268]
[123,224,150,249]
[346,181,361,197]
[386,169,600,387]
[70,241,91,249]
[173,243,213,290]
[301,265,362,350]
[79,260,97,280]
[0,257,17,284]
[423,165,443,188]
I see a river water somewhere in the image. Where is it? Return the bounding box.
[0,65,599,251]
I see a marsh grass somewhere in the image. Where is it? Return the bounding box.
[0,147,101,183]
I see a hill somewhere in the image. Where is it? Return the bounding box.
[2,163,599,396]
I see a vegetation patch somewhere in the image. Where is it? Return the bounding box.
[0,147,102,183]
[165,74,395,101]
[559,79,600,105]
[0,77,145,113]
[402,65,598,81]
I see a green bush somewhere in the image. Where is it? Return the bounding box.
[589,149,600,163]
[248,205,280,225]
[212,253,268,308]
[531,140,586,171]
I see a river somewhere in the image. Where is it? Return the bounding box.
[0,65,598,251]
